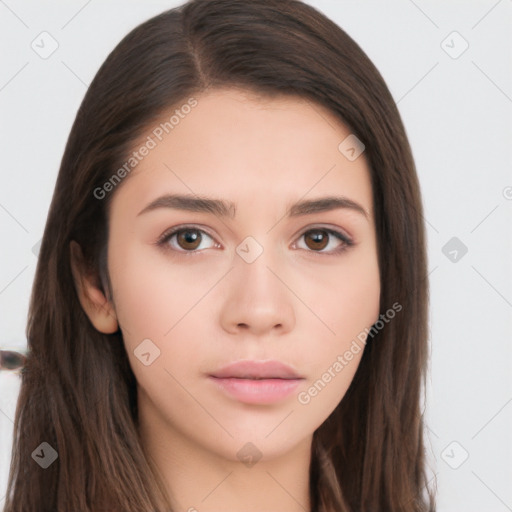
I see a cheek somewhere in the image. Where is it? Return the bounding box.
[334,259,380,337]
[297,249,380,343]
[108,247,208,399]
[108,244,210,341]
[294,250,379,406]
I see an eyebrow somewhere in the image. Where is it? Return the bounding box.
[137,193,369,220]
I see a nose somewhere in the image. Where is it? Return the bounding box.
[219,249,296,337]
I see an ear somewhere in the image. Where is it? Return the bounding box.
[69,240,119,334]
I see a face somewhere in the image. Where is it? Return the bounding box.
[104,88,380,463]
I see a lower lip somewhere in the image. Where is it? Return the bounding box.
[209,376,303,404]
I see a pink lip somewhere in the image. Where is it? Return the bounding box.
[210,360,302,379]
[209,360,304,404]
[209,377,303,404]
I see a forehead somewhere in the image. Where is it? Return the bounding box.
[110,87,373,216]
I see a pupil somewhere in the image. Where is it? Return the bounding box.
[307,230,328,250]
[179,229,200,249]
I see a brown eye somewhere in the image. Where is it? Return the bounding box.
[176,229,203,250]
[303,229,329,251]
[296,228,352,254]
[157,226,217,253]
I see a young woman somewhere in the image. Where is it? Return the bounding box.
[4,0,436,510]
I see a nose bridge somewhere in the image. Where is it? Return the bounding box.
[219,234,296,335]
[237,242,276,291]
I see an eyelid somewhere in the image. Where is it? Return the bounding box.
[295,224,352,242]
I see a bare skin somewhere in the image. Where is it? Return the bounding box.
[71,87,380,512]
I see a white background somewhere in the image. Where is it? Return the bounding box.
[1,1,511,510]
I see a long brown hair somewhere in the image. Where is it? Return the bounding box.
[4,0,436,510]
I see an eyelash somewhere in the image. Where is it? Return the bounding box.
[155,224,354,257]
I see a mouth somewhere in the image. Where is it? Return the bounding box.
[209,360,305,404]
[210,359,303,380]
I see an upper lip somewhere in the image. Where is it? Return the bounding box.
[210,360,303,380]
